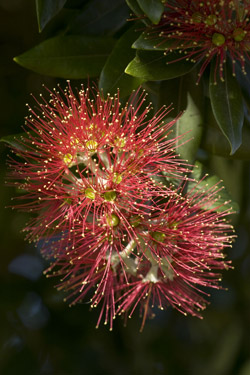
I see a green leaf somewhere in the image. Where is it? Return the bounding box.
[36,0,67,32]
[13,36,116,79]
[137,0,164,24]
[202,97,250,160]
[209,60,244,155]
[126,0,151,25]
[155,73,203,163]
[133,32,174,50]
[235,61,250,104]
[173,94,203,163]
[125,50,196,81]
[0,132,30,152]
[99,25,145,98]
[187,161,239,213]
[126,0,144,17]
[68,0,129,36]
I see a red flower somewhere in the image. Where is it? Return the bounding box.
[150,0,250,82]
[7,83,234,330]
[43,222,137,330]
[8,84,189,242]
[42,179,234,330]
[115,180,234,330]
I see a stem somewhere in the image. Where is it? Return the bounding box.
[142,241,175,282]
[111,239,137,275]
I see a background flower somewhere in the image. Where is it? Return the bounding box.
[147,0,250,82]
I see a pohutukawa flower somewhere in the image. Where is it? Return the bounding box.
[148,0,250,82]
[8,83,189,243]
[42,179,234,331]
[43,223,135,330]
[115,181,234,330]
[7,82,234,330]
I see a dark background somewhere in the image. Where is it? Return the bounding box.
[1,1,250,374]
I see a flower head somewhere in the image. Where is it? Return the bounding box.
[8,83,189,243]
[7,83,235,330]
[42,178,234,330]
[149,0,250,82]
[115,180,234,330]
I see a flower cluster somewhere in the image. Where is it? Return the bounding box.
[149,0,250,82]
[8,84,234,330]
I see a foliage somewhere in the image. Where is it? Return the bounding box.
[11,0,250,160]
[1,1,250,374]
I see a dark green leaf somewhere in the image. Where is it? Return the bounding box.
[36,0,67,32]
[13,36,115,79]
[126,0,144,17]
[133,32,174,50]
[68,0,129,36]
[156,73,204,163]
[235,61,250,103]
[0,132,30,152]
[126,0,151,25]
[141,81,161,106]
[202,97,250,160]
[137,0,164,24]
[187,161,239,213]
[125,50,196,81]
[172,93,203,163]
[209,60,244,155]
[235,62,250,123]
[99,25,145,98]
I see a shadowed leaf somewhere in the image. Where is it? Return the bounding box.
[99,24,145,98]
[137,0,164,24]
[36,0,67,32]
[126,50,196,80]
[187,161,239,213]
[209,60,244,155]
[14,36,116,79]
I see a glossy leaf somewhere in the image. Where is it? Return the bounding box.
[0,132,30,152]
[68,0,129,36]
[156,73,203,163]
[99,25,145,98]
[126,0,144,17]
[13,36,115,79]
[133,32,174,50]
[137,0,164,24]
[125,50,196,81]
[235,61,250,122]
[126,0,151,24]
[36,0,67,32]
[209,60,244,155]
[173,93,203,163]
[202,97,250,160]
[187,161,239,213]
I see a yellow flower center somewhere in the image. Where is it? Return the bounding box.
[63,153,73,165]
[84,187,95,200]
[212,33,225,46]
[103,191,117,202]
[233,28,246,42]
[191,12,202,23]
[114,136,126,149]
[151,231,166,242]
[112,173,123,184]
[70,137,79,146]
[86,140,98,152]
[205,14,217,26]
[106,213,120,227]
